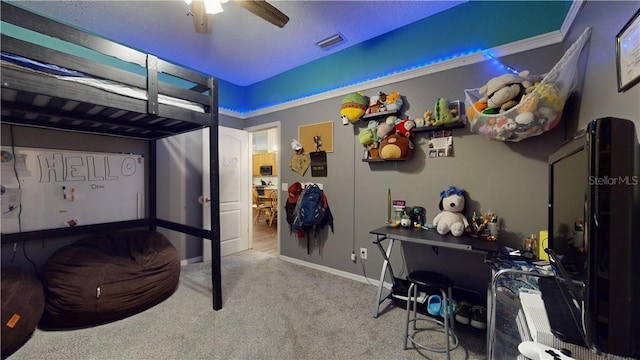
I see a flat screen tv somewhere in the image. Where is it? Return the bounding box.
[548,117,639,357]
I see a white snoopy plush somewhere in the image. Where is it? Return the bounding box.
[432,186,469,237]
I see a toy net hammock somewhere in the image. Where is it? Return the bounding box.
[464,27,592,142]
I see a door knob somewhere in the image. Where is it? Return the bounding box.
[198,195,211,204]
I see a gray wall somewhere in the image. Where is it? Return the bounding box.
[244,1,640,294]
[563,1,640,135]
[219,113,244,130]
[245,44,566,293]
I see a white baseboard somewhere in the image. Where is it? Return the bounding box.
[184,253,394,292]
[181,256,203,266]
[279,255,392,290]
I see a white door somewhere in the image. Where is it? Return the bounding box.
[202,126,249,261]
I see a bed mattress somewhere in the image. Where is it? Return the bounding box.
[1,52,204,113]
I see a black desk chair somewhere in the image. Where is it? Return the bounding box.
[404,270,459,359]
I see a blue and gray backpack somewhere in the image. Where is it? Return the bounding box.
[288,184,334,254]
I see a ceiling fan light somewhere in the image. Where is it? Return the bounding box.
[204,0,223,15]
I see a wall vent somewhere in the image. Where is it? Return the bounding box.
[315,33,345,50]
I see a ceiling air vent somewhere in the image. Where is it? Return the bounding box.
[315,33,345,50]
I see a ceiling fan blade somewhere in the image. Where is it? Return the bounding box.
[192,0,214,34]
[234,0,289,28]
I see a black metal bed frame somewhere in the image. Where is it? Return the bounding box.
[0,2,222,310]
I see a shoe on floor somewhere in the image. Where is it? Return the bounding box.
[470,305,487,329]
[455,301,472,325]
[439,298,457,319]
[427,295,442,316]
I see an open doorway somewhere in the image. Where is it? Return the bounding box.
[248,123,280,256]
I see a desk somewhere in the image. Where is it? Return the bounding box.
[370,226,500,318]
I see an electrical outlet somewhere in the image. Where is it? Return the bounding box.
[360,247,367,260]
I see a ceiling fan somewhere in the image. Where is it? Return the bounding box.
[188,0,289,34]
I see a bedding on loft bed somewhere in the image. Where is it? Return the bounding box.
[1,52,205,113]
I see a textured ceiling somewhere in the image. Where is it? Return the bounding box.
[9,0,466,86]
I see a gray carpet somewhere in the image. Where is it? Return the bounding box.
[10,250,487,359]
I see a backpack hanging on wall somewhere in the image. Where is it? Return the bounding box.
[290,184,334,254]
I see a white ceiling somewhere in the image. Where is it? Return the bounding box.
[10,0,466,86]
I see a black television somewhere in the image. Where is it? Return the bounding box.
[548,117,640,357]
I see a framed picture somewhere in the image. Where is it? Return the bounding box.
[616,9,640,92]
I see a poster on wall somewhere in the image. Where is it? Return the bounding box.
[290,153,311,176]
[310,151,327,177]
[616,9,640,92]
[427,130,454,158]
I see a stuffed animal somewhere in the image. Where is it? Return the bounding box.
[340,92,368,125]
[432,98,460,126]
[466,101,487,121]
[376,122,394,140]
[395,117,416,137]
[478,71,539,113]
[432,186,469,237]
[358,120,380,146]
[366,92,387,114]
[384,91,403,112]
[494,116,518,141]
[379,134,413,160]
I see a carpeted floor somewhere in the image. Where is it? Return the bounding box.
[10,250,487,359]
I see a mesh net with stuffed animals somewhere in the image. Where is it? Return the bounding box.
[464,27,591,142]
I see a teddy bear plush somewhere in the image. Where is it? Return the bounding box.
[432,186,469,236]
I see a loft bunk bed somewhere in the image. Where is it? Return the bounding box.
[0,2,223,310]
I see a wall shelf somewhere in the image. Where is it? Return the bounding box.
[414,121,466,133]
[361,121,466,162]
[361,109,399,120]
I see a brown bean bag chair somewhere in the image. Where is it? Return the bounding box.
[39,230,180,329]
[1,267,45,359]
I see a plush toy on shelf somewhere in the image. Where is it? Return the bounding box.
[432,98,460,126]
[376,120,395,140]
[379,134,413,160]
[384,91,403,112]
[357,120,379,146]
[365,92,387,114]
[340,91,368,125]
[432,186,469,237]
[394,117,416,138]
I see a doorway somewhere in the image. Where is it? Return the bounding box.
[247,123,280,256]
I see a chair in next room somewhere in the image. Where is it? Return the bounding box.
[252,187,272,225]
[404,270,459,360]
